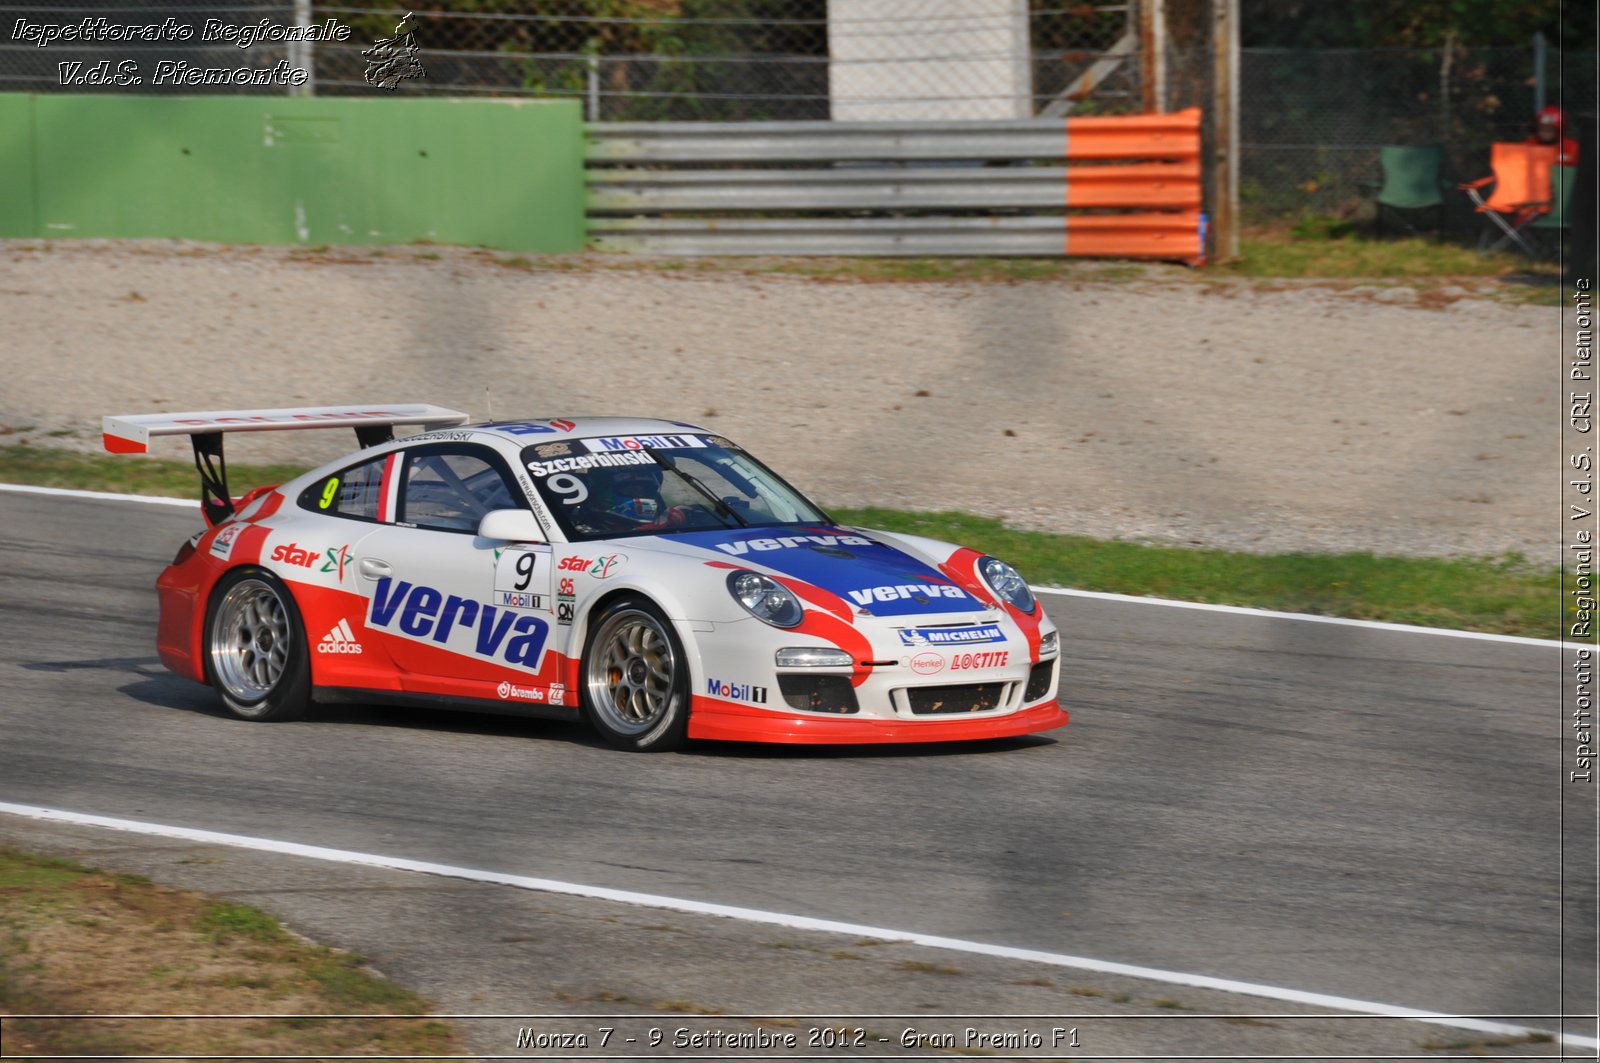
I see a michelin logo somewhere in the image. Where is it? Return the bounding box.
[898,624,1004,646]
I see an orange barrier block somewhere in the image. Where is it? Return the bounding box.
[1064,211,1204,262]
[1065,107,1202,162]
[1064,161,1203,210]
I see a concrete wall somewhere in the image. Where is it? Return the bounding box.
[827,0,1031,121]
[0,94,585,251]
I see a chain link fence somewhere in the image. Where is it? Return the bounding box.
[0,1,1589,225]
[1240,44,1597,225]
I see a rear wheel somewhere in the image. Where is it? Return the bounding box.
[580,598,689,752]
[204,569,312,722]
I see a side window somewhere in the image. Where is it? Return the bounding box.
[302,456,387,520]
[400,448,520,533]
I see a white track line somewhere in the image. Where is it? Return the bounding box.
[0,482,197,508]
[0,803,1591,1050]
[1036,587,1574,650]
[2,482,1577,650]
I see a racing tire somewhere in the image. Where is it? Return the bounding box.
[203,568,313,722]
[580,597,690,752]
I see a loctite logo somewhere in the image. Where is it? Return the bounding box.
[950,651,1009,670]
[270,542,319,568]
[706,678,767,704]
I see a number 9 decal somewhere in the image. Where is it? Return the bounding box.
[547,473,588,505]
[318,477,339,510]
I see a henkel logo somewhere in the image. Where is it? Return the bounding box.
[706,678,767,704]
[496,681,544,701]
[318,619,364,655]
[369,578,548,669]
[950,651,1009,670]
[848,584,969,607]
[270,542,319,568]
[910,652,944,675]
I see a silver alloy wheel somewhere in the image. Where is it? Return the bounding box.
[210,578,290,703]
[585,608,677,736]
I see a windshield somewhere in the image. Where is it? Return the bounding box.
[520,433,831,541]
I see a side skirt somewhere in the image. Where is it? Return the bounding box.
[314,687,581,723]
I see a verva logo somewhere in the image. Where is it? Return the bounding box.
[270,542,319,568]
[849,584,969,607]
[910,652,944,675]
[369,578,548,669]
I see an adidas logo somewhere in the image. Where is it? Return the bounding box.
[318,619,364,655]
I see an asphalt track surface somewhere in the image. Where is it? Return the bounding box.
[1,490,1593,1038]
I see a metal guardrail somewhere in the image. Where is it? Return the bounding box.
[586,110,1204,260]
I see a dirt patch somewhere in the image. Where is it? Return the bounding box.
[0,238,1564,558]
[0,847,458,1059]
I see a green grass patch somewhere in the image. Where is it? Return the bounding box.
[0,444,307,498]
[0,845,461,1058]
[834,507,1561,641]
[0,447,1564,641]
[195,901,289,945]
[1225,232,1532,279]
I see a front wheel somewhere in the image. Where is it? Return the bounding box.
[204,568,312,722]
[580,598,689,752]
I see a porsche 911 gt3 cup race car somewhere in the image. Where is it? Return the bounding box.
[105,404,1066,751]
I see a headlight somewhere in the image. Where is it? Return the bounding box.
[727,570,804,628]
[1039,630,1059,657]
[775,647,853,668]
[978,556,1037,614]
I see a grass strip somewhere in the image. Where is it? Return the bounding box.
[0,445,1563,641]
[0,844,461,1059]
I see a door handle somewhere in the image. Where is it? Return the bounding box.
[359,558,393,580]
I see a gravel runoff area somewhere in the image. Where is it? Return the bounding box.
[0,239,1566,559]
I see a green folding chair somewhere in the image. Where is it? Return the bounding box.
[1530,164,1575,257]
[1371,145,1446,234]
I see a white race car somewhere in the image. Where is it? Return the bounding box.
[106,404,1066,751]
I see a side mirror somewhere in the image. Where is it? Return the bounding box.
[478,509,545,543]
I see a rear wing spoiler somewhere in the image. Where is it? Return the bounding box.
[103,404,470,526]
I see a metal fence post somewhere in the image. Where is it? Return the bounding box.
[1534,31,1546,113]
[290,0,314,96]
[1209,0,1238,261]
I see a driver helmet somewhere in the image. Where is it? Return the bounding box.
[607,463,665,520]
